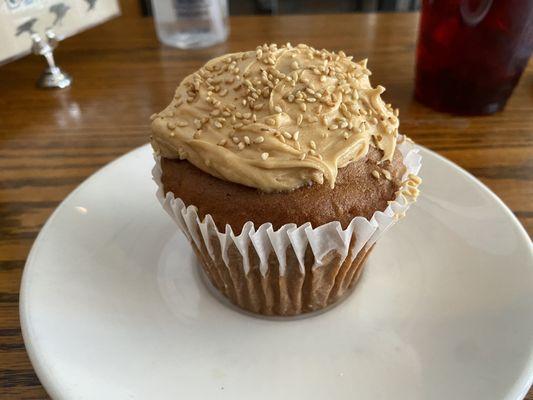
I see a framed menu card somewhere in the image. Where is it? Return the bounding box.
[0,0,120,65]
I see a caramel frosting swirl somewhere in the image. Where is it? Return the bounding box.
[151,43,400,192]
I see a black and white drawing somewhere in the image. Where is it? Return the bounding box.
[49,3,71,27]
[15,18,38,36]
[84,0,98,11]
[2,0,119,65]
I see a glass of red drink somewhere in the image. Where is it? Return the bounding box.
[415,0,533,115]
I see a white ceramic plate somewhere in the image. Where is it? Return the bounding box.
[20,144,533,400]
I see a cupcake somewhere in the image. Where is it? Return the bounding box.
[151,43,422,316]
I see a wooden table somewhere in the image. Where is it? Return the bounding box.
[1,6,532,399]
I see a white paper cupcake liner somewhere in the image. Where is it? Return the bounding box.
[152,139,422,315]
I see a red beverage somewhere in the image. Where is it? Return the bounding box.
[415,0,533,115]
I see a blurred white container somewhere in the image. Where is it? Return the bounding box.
[151,0,228,49]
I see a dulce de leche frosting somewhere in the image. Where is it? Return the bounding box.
[151,43,400,193]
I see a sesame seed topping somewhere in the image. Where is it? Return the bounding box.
[282,131,292,139]
[406,187,420,197]
[408,173,422,184]
[261,152,269,160]
[153,43,402,193]
[293,130,300,141]
[371,170,380,179]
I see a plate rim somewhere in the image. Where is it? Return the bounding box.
[19,144,533,400]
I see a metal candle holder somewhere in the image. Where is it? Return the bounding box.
[31,30,72,89]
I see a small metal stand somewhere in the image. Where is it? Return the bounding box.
[31,30,72,89]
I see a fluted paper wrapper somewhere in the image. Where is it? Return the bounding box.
[152,141,422,316]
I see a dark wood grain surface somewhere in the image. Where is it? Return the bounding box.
[0,4,532,399]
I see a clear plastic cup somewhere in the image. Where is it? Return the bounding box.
[151,0,229,49]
